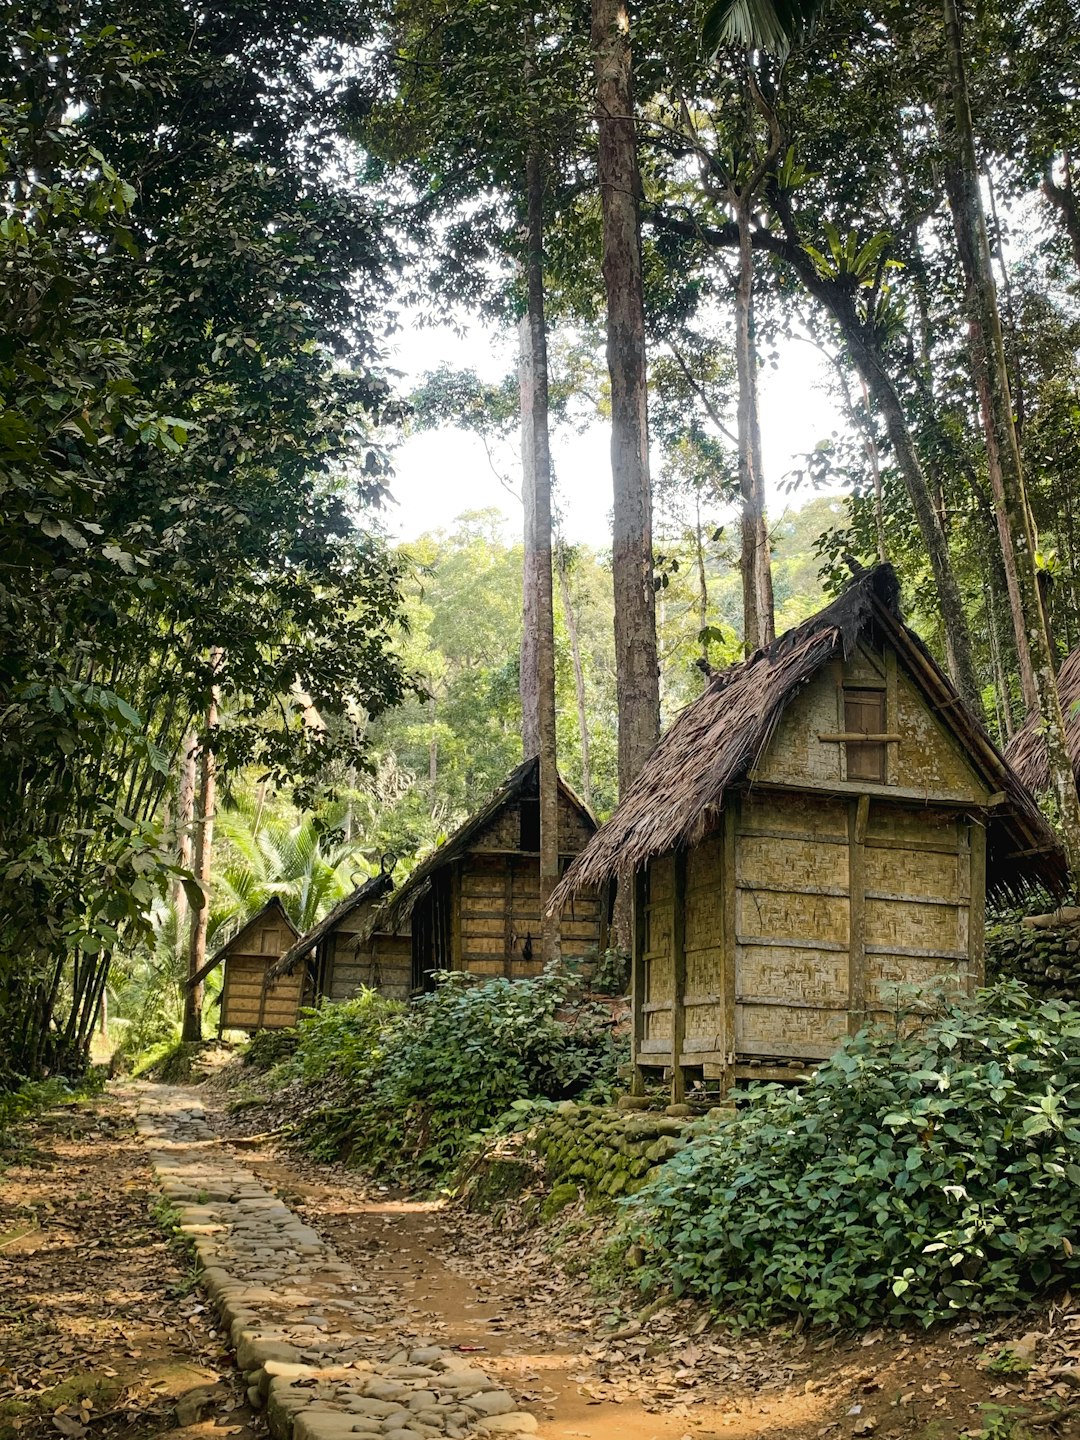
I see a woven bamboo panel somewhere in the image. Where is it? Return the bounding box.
[893,668,985,797]
[221,955,302,1031]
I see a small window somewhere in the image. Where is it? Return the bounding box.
[844,688,886,782]
[519,797,540,851]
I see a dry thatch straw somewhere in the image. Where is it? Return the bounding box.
[1004,647,1080,795]
[553,564,1066,908]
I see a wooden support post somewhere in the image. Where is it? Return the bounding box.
[631,867,647,1094]
[502,859,514,977]
[885,645,899,785]
[670,848,687,1103]
[968,820,986,991]
[720,804,737,1097]
[848,795,869,1035]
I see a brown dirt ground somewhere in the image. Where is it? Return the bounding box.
[0,1088,259,1440]
[201,1086,1080,1440]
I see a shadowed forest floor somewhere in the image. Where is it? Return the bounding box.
[3,1087,1080,1440]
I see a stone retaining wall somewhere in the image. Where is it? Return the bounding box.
[529,1101,713,1210]
[136,1089,539,1440]
[986,917,1080,1001]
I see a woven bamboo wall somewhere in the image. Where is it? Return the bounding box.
[457,853,603,978]
[324,913,412,1002]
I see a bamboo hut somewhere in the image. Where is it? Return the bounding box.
[1005,647,1080,793]
[188,898,304,1032]
[553,565,1066,1099]
[375,756,607,989]
[266,865,412,1003]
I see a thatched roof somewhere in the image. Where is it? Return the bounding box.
[553,565,1066,906]
[266,869,395,982]
[1004,647,1080,794]
[186,897,300,991]
[374,756,597,934]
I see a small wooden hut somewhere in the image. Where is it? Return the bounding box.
[375,757,607,989]
[554,565,1066,1099]
[266,867,412,1003]
[191,898,304,1032]
[1005,647,1080,794]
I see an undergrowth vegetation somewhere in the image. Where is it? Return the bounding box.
[623,984,1080,1331]
[279,971,626,1184]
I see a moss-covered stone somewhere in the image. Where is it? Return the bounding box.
[541,1182,580,1220]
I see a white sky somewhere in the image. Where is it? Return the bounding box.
[380,317,847,546]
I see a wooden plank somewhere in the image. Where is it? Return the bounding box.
[849,797,867,1036]
[737,828,849,846]
[638,1039,673,1056]
[817,732,902,743]
[968,819,986,990]
[744,775,988,806]
[737,1038,837,1059]
[641,1000,673,1014]
[865,890,966,907]
[683,992,722,1007]
[864,943,968,960]
[864,836,964,855]
[737,995,850,1012]
[885,644,898,784]
[721,803,737,1096]
[737,881,851,899]
[736,935,849,953]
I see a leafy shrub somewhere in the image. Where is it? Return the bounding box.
[624,984,1080,1330]
[0,1078,77,1144]
[298,971,626,1182]
[291,990,403,1083]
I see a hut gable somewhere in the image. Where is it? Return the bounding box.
[265,868,411,1003]
[752,644,991,804]
[374,757,605,987]
[555,565,1066,906]
[208,898,303,1032]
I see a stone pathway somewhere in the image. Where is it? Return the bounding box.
[135,1089,540,1440]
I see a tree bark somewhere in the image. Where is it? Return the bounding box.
[519,137,561,967]
[734,198,775,651]
[592,0,660,796]
[939,0,1080,881]
[1043,155,1080,275]
[182,680,218,1043]
[519,339,541,757]
[556,542,594,811]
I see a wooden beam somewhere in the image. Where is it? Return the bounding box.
[670,848,687,1103]
[885,644,898,785]
[737,827,848,846]
[848,797,867,1037]
[818,732,902,744]
[631,867,647,1094]
[969,820,987,991]
[721,802,737,1098]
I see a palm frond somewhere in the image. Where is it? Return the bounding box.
[703,0,826,58]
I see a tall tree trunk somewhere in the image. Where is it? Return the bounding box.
[519,362,541,756]
[182,681,218,1043]
[939,0,1080,880]
[520,135,561,967]
[734,199,774,651]
[428,692,439,793]
[556,541,594,811]
[592,0,660,796]
[173,731,197,933]
[693,495,710,667]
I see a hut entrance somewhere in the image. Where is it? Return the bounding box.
[412,866,454,991]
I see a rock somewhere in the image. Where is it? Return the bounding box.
[364,1381,407,1402]
[664,1103,692,1118]
[616,1095,651,1111]
[1049,1365,1080,1389]
[175,1383,228,1427]
[247,1385,265,1409]
[468,1391,516,1417]
[406,1392,439,1412]
[294,1413,362,1440]
[1011,1331,1042,1362]
[409,1348,445,1367]
[480,1413,539,1433]
[382,1429,427,1440]
[346,1398,404,1419]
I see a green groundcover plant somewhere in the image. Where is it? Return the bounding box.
[624,984,1080,1330]
[291,970,625,1182]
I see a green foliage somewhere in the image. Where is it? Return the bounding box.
[291,992,403,1083]
[295,971,625,1183]
[625,985,1080,1330]
[0,1079,78,1142]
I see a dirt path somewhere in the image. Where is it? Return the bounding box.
[203,1096,1080,1440]
[6,1085,1080,1440]
[0,1087,257,1440]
